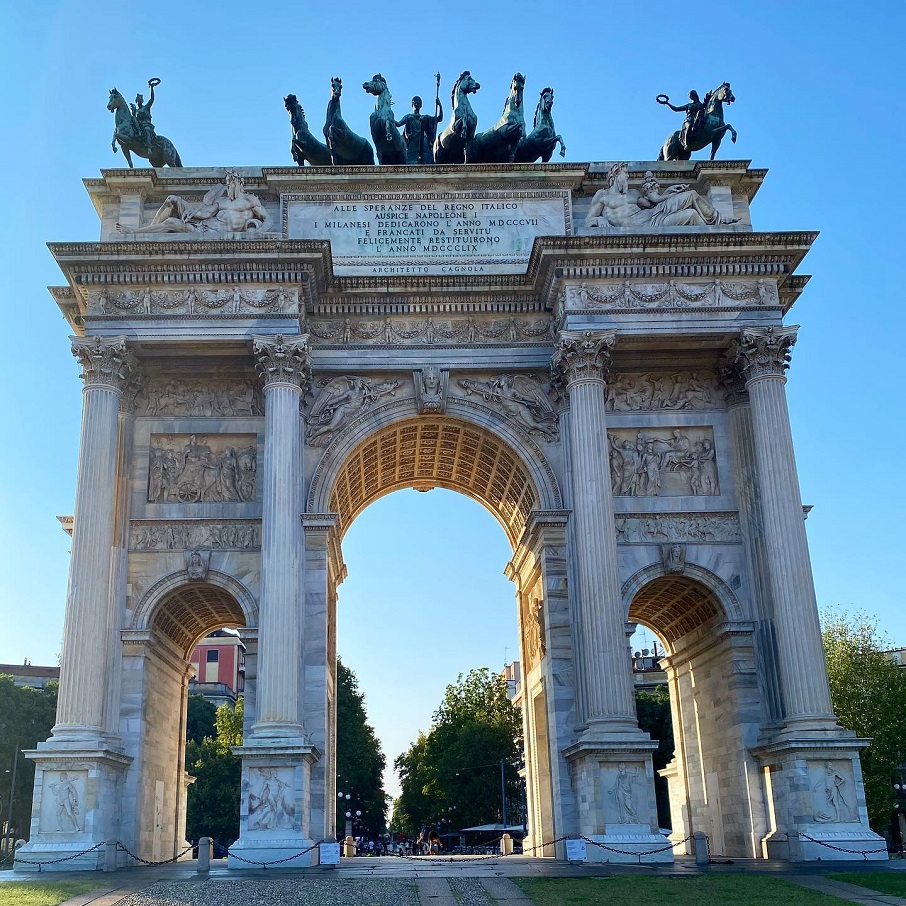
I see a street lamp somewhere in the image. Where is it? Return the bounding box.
[337,790,361,839]
[4,743,19,845]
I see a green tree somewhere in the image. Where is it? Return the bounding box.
[822,609,906,831]
[336,659,387,836]
[635,686,674,828]
[185,693,217,745]
[0,676,58,839]
[185,697,243,845]
[394,667,522,834]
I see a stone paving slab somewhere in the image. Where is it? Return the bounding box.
[479,877,535,904]
[787,874,906,906]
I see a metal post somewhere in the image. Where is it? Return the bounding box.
[500,759,507,829]
[5,743,18,840]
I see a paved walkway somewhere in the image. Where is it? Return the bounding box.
[3,855,906,906]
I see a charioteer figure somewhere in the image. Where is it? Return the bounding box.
[131,78,161,156]
[395,73,443,164]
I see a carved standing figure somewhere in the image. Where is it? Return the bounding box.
[284,94,332,166]
[395,74,443,164]
[814,763,852,823]
[657,82,738,161]
[49,772,81,832]
[514,87,566,162]
[108,79,182,168]
[470,73,526,164]
[610,763,639,823]
[434,71,481,164]
[363,74,407,165]
[323,77,375,166]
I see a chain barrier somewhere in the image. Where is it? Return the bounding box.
[582,833,695,865]
[11,841,107,872]
[224,839,322,869]
[798,833,889,860]
[115,842,195,866]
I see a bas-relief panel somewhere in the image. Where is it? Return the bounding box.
[601,762,646,825]
[130,520,261,551]
[608,428,718,497]
[810,761,857,824]
[607,372,725,411]
[567,279,778,311]
[520,584,546,673]
[89,287,298,316]
[136,379,263,417]
[148,434,257,503]
[38,771,86,834]
[243,767,295,831]
[615,514,740,543]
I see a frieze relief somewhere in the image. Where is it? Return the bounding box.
[608,428,718,497]
[615,513,740,544]
[304,376,401,446]
[135,378,263,417]
[308,314,557,346]
[607,371,725,411]
[148,434,257,503]
[568,279,778,311]
[457,374,559,441]
[131,520,261,551]
[89,286,298,317]
[244,767,295,831]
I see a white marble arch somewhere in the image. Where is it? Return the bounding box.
[621,561,767,857]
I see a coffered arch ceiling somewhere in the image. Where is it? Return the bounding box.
[151,583,246,656]
[629,575,722,645]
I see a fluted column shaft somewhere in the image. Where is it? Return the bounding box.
[552,330,637,733]
[55,337,133,736]
[732,327,834,726]
[252,335,311,738]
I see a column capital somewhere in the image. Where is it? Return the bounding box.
[71,336,135,393]
[551,329,616,395]
[252,333,311,392]
[731,326,799,382]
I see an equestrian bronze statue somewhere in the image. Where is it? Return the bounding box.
[657,82,738,161]
[107,78,182,168]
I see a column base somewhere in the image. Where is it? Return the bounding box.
[15,745,132,872]
[229,740,321,870]
[753,734,887,862]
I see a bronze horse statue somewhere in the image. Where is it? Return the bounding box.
[658,82,738,161]
[363,74,406,165]
[514,86,566,163]
[107,86,182,168]
[434,71,481,164]
[285,94,332,166]
[470,73,526,164]
[323,77,375,166]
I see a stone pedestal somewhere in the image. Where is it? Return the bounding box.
[15,748,132,871]
[228,743,320,869]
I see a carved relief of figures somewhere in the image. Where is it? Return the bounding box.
[247,767,294,831]
[91,287,295,317]
[458,374,558,440]
[308,315,557,346]
[136,379,263,417]
[132,520,261,551]
[615,514,740,544]
[415,366,448,414]
[608,428,719,496]
[304,376,400,446]
[48,772,82,832]
[608,763,640,824]
[568,279,778,311]
[185,548,211,580]
[812,762,854,823]
[607,372,725,411]
[661,543,686,573]
[148,434,257,503]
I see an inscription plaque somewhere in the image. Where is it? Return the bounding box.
[284,190,570,275]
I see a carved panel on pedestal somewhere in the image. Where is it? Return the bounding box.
[148,434,258,503]
[607,372,725,411]
[810,761,857,824]
[39,771,86,833]
[135,379,263,417]
[608,428,719,497]
[244,767,296,831]
[602,762,644,825]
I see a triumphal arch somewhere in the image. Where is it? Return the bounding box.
[19,157,886,868]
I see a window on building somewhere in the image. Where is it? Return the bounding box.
[206,650,219,663]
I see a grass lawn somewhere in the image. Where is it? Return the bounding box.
[514,875,847,905]
[828,872,906,897]
[0,880,102,906]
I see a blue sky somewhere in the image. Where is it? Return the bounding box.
[1,1,904,798]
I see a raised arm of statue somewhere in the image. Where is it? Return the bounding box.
[146,78,160,112]
[435,98,443,123]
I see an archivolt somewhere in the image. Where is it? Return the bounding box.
[308,405,562,547]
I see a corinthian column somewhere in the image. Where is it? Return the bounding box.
[730,326,835,728]
[551,330,638,737]
[54,336,134,740]
[251,334,311,739]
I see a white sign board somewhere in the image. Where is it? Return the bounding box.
[319,842,341,865]
[565,838,588,861]
[284,190,570,276]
